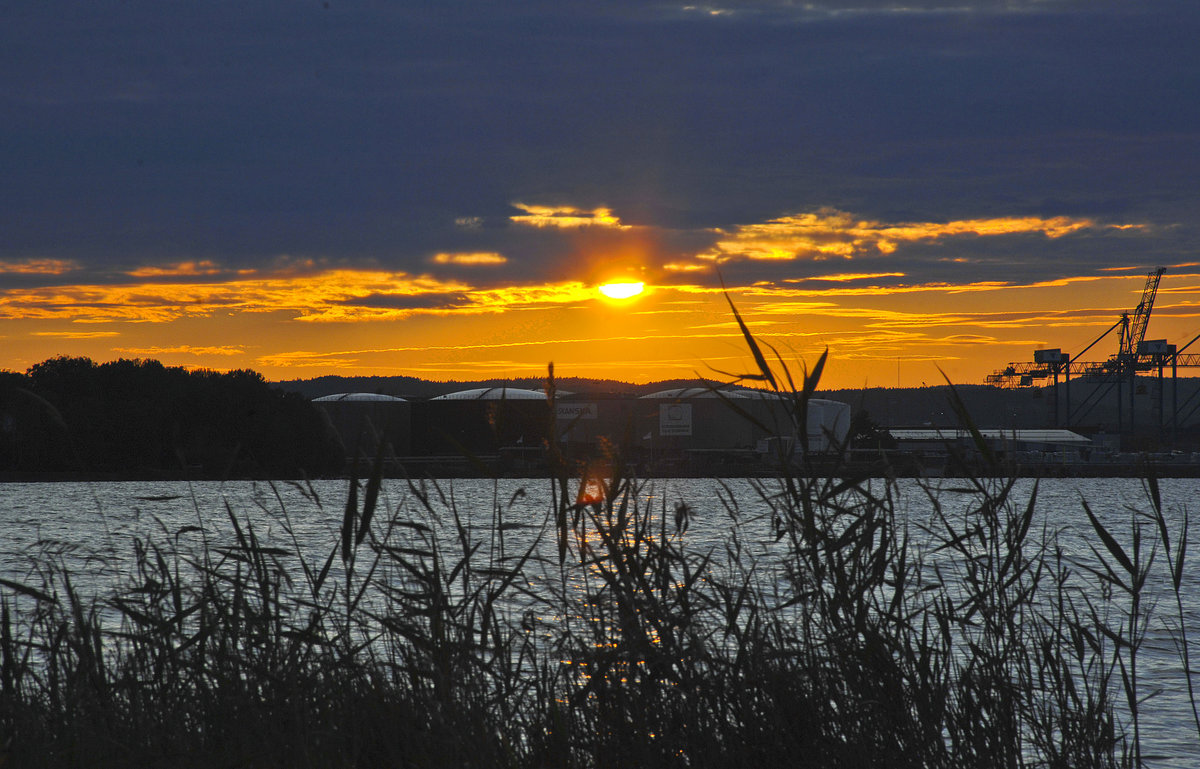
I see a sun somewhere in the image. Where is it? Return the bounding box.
[598,281,645,300]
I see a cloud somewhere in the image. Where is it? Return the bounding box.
[0,271,472,322]
[113,345,245,357]
[662,262,710,273]
[126,261,225,278]
[737,274,1111,299]
[510,204,630,230]
[0,268,612,326]
[294,281,602,322]
[676,0,1093,14]
[432,252,508,266]
[335,293,472,311]
[461,282,598,309]
[255,351,363,370]
[31,330,120,339]
[695,209,1110,264]
[0,259,78,275]
[785,272,907,283]
[4,0,1195,289]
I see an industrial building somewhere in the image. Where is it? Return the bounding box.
[313,385,853,476]
[888,428,1093,473]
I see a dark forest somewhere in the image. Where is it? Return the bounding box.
[0,357,343,478]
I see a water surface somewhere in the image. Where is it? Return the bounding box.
[2,476,1198,766]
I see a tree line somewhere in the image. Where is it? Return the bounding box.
[0,357,344,478]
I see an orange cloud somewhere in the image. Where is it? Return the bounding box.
[0,264,638,329]
[261,327,763,362]
[784,272,907,283]
[740,274,1113,300]
[31,330,121,339]
[6,247,1189,391]
[464,282,597,308]
[256,351,363,369]
[113,345,245,356]
[697,208,1113,263]
[510,203,629,229]
[127,260,224,277]
[743,283,939,299]
[0,259,79,275]
[0,270,473,323]
[432,252,508,266]
[293,279,600,322]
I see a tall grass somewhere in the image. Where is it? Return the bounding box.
[1,318,1197,767]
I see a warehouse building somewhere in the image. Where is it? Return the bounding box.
[637,388,852,456]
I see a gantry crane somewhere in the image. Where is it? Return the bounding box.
[987,268,1166,386]
[986,267,1171,431]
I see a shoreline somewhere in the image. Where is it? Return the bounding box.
[4,457,1200,482]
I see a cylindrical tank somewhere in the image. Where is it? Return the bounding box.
[410,387,550,456]
[312,393,411,457]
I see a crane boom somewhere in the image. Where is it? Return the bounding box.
[1119,267,1165,359]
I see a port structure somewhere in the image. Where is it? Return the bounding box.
[985,267,1199,436]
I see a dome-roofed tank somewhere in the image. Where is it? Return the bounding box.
[311,393,410,458]
[313,392,407,402]
[639,387,749,400]
[431,387,547,401]
[412,386,550,456]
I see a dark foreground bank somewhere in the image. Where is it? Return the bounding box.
[6,448,1200,482]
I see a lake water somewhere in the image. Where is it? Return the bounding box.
[2,475,1199,766]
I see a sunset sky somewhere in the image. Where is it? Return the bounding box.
[4,0,1200,390]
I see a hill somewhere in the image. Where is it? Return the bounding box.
[275,374,730,400]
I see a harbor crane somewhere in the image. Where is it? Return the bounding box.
[1120,266,1165,365]
[986,267,1175,431]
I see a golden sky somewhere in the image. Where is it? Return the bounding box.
[5,206,1199,391]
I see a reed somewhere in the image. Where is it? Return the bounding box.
[0,315,1196,767]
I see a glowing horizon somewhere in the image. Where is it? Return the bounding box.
[5,267,1200,390]
[4,208,1198,391]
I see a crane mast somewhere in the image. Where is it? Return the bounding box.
[1118,266,1165,363]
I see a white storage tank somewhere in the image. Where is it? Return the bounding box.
[806,398,851,453]
[737,391,851,453]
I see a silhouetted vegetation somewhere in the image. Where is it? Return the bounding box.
[847,408,896,449]
[0,356,343,477]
